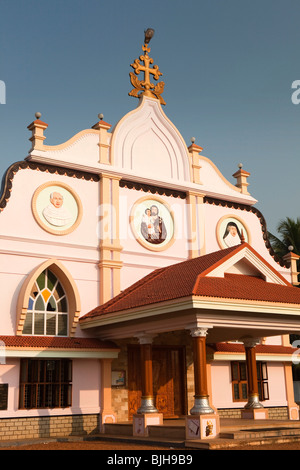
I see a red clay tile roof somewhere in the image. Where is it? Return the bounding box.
[0,336,118,350]
[210,342,296,355]
[80,243,300,322]
[80,245,240,320]
[194,273,300,304]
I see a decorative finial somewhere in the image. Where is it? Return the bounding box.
[35,112,41,120]
[98,113,104,120]
[129,29,165,105]
[191,137,196,144]
[240,229,246,244]
[232,163,250,195]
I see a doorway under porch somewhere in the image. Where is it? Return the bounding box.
[108,330,297,424]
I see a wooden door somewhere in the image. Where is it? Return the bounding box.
[128,345,186,419]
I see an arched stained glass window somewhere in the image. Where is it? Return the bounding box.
[23,269,68,336]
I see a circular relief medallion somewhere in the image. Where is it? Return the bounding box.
[216,215,250,249]
[32,182,83,235]
[130,197,175,251]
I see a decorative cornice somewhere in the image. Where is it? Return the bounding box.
[0,160,100,212]
[119,179,186,199]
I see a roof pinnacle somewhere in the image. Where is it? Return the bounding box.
[129,29,166,105]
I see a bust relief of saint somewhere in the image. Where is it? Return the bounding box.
[223,222,242,247]
[42,192,72,227]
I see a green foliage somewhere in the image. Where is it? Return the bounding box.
[268,217,300,257]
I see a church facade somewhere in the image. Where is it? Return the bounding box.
[0,32,300,441]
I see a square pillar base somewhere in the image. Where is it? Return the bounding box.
[241,408,269,420]
[99,411,117,433]
[288,405,299,420]
[185,413,220,440]
[133,413,163,437]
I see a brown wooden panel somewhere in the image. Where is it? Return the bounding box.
[128,345,186,419]
[127,346,142,419]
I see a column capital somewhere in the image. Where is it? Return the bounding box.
[190,327,209,338]
[242,337,261,348]
[135,333,156,345]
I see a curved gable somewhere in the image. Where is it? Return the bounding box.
[110,96,191,183]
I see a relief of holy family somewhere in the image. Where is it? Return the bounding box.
[140,204,167,245]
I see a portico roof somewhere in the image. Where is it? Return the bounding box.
[79,243,300,343]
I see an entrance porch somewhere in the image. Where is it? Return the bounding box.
[106,326,298,440]
[81,298,300,437]
[79,244,300,439]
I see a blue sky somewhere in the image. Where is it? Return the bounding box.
[0,0,299,237]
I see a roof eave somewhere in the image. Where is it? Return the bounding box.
[2,347,120,359]
[79,296,195,329]
[209,351,296,362]
[79,294,300,332]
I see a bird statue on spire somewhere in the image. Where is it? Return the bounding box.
[144,28,155,44]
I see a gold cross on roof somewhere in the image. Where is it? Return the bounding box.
[129,30,166,105]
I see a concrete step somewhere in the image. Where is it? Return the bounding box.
[104,423,186,440]
[187,433,300,450]
[97,433,186,448]
[104,423,133,436]
[220,426,300,440]
[148,425,186,440]
[103,420,300,450]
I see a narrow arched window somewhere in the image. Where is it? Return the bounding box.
[23,268,68,336]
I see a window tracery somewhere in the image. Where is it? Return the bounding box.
[23,268,68,336]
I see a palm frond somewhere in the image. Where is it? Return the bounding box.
[276,217,300,256]
[268,231,288,258]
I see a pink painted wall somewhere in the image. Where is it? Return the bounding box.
[211,361,287,409]
[0,358,101,418]
[0,170,99,246]
[72,359,101,413]
[0,169,100,335]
